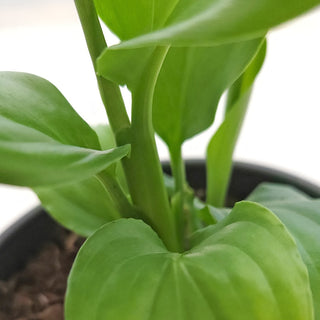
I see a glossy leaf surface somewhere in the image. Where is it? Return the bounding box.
[66,201,312,320]
[248,183,320,319]
[206,40,266,207]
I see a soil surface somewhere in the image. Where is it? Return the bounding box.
[0,230,84,320]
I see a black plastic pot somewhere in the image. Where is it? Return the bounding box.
[1,161,320,280]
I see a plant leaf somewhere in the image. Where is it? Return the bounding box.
[111,0,320,48]
[34,153,130,236]
[35,177,120,237]
[96,0,319,95]
[0,114,130,187]
[94,0,179,41]
[0,72,131,233]
[97,46,155,89]
[66,201,313,320]
[246,182,311,204]
[248,183,320,318]
[193,198,231,225]
[94,124,129,193]
[0,72,130,187]
[94,124,116,150]
[152,39,263,153]
[206,40,266,207]
[0,72,100,149]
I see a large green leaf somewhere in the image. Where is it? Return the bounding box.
[152,39,263,152]
[0,72,100,149]
[0,71,131,233]
[206,40,266,207]
[110,0,320,48]
[0,115,130,187]
[97,38,263,91]
[35,177,120,237]
[96,0,319,91]
[66,201,312,320]
[0,72,130,187]
[248,183,320,319]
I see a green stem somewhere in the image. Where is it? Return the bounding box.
[169,146,187,249]
[75,0,137,218]
[74,0,130,136]
[170,146,186,194]
[122,46,182,252]
[97,171,138,218]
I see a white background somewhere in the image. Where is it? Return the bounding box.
[0,1,320,233]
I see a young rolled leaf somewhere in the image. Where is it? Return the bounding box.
[248,183,320,319]
[206,40,266,208]
[66,201,313,320]
[0,72,100,149]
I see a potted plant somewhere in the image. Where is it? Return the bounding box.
[1,0,320,319]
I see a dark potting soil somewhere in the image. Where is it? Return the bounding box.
[0,230,84,320]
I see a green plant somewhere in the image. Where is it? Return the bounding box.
[1,0,320,319]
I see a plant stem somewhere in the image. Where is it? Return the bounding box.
[170,146,186,194]
[97,171,138,218]
[122,46,182,252]
[75,0,139,218]
[169,146,187,248]
[74,0,130,136]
